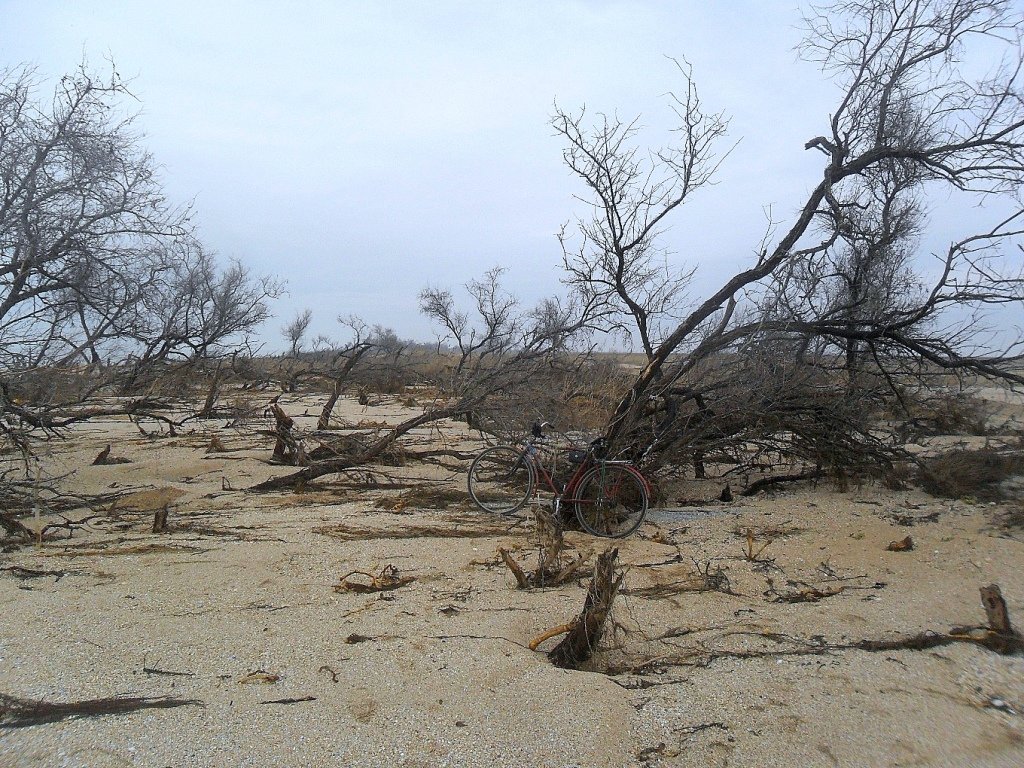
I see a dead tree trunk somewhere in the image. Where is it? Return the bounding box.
[548,547,623,669]
[251,406,462,491]
[152,506,169,533]
[196,361,223,420]
[317,344,374,430]
[317,382,342,430]
[269,403,306,466]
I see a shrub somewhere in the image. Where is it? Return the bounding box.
[918,447,1024,501]
[901,392,991,438]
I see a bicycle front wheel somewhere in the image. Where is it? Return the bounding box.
[467,445,534,515]
[573,464,648,538]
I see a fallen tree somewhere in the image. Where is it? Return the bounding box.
[554,0,1024,484]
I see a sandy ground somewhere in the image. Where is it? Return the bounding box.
[1,393,1023,767]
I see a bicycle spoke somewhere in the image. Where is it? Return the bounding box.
[467,445,534,515]
[574,464,648,538]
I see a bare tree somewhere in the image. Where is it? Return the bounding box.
[282,309,313,358]
[315,316,381,429]
[554,58,730,360]
[251,269,594,491]
[418,267,599,434]
[0,62,278,439]
[558,1,1024,474]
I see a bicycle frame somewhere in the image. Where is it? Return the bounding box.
[519,441,650,511]
[467,430,651,536]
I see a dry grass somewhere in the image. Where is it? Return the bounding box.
[622,560,732,598]
[313,516,514,541]
[904,392,992,436]
[919,447,1024,501]
[41,542,209,558]
[373,486,471,512]
[730,521,805,539]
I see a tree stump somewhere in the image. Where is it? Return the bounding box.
[152,506,169,533]
[979,584,1022,654]
[548,547,623,669]
[269,403,306,465]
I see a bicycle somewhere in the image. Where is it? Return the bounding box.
[466,422,651,538]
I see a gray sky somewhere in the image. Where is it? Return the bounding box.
[1,1,1017,349]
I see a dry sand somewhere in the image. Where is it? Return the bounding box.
[1,393,1022,767]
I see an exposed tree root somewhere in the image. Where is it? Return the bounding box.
[607,584,1022,681]
[529,623,575,651]
[499,508,588,589]
[622,560,734,599]
[546,547,624,669]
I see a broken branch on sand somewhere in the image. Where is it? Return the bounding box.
[609,584,1023,681]
[260,696,316,705]
[0,694,202,728]
[765,578,845,603]
[334,565,415,593]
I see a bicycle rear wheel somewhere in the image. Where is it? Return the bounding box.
[467,445,534,515]
[573,464,648,538]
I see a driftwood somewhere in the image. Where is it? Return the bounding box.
[333,565,414,593]
[887,536,914,552]
[545,547,624,669]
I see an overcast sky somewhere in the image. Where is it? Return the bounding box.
[1,1,1017,349]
